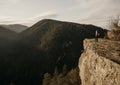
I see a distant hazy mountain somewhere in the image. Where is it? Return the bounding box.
[0,26,17,55]
[0,26,17,40]
[1,24,28,33]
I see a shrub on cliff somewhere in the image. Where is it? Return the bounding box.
[42,73,52,85]
[42,65,81,85]
[107,16,120,41]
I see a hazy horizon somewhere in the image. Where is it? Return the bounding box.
[0,0,120,28]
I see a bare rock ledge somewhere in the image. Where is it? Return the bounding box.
[79,39,120,85]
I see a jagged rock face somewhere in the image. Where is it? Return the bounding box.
[79,39,120,85]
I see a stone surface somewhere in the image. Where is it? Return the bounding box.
[79,39,120,85]
[107,27,120,41]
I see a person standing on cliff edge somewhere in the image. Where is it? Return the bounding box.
[95,30,100,42]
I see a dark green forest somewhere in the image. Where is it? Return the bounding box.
[0,19,107,85]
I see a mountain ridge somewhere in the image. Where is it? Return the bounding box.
[19,19,107,45]
[1,24,28,33]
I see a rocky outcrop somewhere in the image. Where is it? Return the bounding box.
[107,27,120,41]
[79,39,120,85]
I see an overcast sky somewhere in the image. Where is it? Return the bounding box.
[0,0,120,28]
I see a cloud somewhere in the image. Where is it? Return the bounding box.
[0,0,119,29]
[28,12,58,21]
[0,0,22,4]
[0,16,17,24]
[72,0,120,28]
[18,11,58,26]
[0,11,58,26]
[8,0,21,3]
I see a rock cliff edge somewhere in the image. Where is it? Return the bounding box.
[79,39,120,85]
